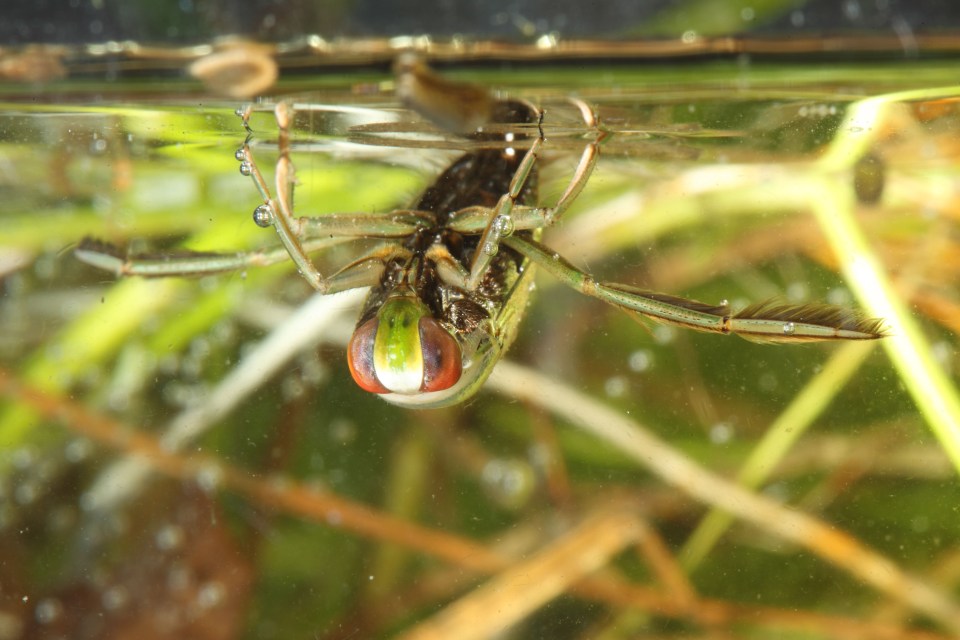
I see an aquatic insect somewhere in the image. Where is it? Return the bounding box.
[76,55,887,408]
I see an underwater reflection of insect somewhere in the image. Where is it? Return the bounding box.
[76,55,888,409]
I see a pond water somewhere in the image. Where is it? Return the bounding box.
[1,58,959,639]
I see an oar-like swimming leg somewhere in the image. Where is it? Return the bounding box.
[503,235,888,343]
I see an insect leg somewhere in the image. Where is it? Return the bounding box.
[449,99,604,239]
[535,98,603,227]
[236,102,337,293]
[504,235,887,343]
[75,237,348,278]
[295,210,430,239]
[464,113,546,290]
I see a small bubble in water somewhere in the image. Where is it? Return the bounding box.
[710,422,734,444]
[931,341,954,370]
[782,322,796,335]
[281,376,306,400]
[329,418,357,444]
[196,582,225,609]
[234,147,246,161]
[758,372,778,392]
[482,241,498,256]
[604,376,628,398]
[167,563,191,592]
[14,482,39,505]
[653,325,675,345]
[155,524,185,551]
[785,282,807,302]
[628,349,653,372]
[12,447,35,470]
[195,464,223,493]
[481,459,534,509]
[34,598,62,625]
[102,586,129,611]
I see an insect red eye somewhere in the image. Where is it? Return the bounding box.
[347,317,390,394]
[418,317,462,392]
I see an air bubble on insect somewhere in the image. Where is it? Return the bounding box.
[34,598,63,625]
[234,147,246,162]
[238,161,252,176]
[234,106,246,118]
[783,322,796,335]
[628,349,653,372]
[253,204,274,227]
[494,214,514,236]
[482,241,498,256]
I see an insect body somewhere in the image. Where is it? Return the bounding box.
[344,94,543,407]
[76,56,887,408]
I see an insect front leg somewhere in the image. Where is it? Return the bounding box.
[504,235,887,343]
[530,98,604,227]
[463,114,545,290]
[235,103,429,293]
[236,102,334,291]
